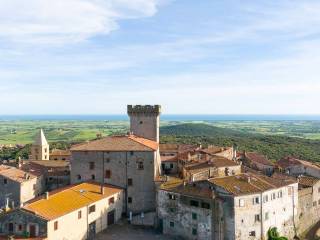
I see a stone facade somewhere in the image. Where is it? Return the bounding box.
[71,150,160,214]
[0,165,44,208]
[157,185,214,240]
[127,105,161,142]
[0,209,47,238]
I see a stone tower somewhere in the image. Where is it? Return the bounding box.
[127,105,161,142]
[30,129,50,161]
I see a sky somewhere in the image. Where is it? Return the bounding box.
[0,0,320,115]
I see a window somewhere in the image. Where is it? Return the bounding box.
[44,148,47,153]
[78,210,82,219]
[89,205,96,214]
[313,201,317,207]
[139,121,143,124]
[170,163,174,169]
[249,231,256,236]
[137,161,144,170]
[106,158,110,163]
[170,221,174,228]
[190,200,199,207]
[77,175,81,180]
[170,208,174,213]
[109,197,114,205]
[18,224,22,231]
[168,194,176,200]
[201,202,210,209]
[263,195,268,203]
[89,162,95,170]
[271,193,276,200]
[278,191,283,198]
[3,178,7,185]
[91,174,95,180]
[192,212,197,220]
[105,170,111,179]
[45,155,47,159]
[128,178,133,186]
[130,151,134,156]
[239,199,245,207]
[265,212,269,220]
[128,197,132,204]
[54,221,58,231]
[253,197,260,205]
[254,214,260,222]
[192,228,197,236]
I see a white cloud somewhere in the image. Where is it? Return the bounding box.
[0,0,163,44]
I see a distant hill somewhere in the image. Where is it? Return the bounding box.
[160,123,320,162]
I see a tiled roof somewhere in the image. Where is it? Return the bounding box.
[50,149,71,156]
[184,157,239,173]
[298,175,320,187]
[23,182,122,220]
[71,135,158,152]
[0,165,37,183]
[199,146,229,155]
[246,152,273,166]
[161,155,178,162]
[209,173,295,196]
[277,156,320,170]
[161,181,214,199]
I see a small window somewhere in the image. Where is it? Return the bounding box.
[170,163,173,169]
[190,200,199,207]
[128,178,133,186]
[105,170,111,179]
[265,212,269,220]
[128,197,132,204]
[192,228,197,236]
[89,205,96,214]
[192,212,197,220]
[91,174,95,180]
[130,151,134,156]
[263,195,268,203]
[201,202,210,209]
[3,178,7,185]
[109,197,114,205]
[254,214,260,222]
[249,231,256,236]
[78,210,82,219]
[77,175,81,180]
[169,208,174,213]
[54,221,58,231]
[18,224,22,231]
[137,161,144,170]
[253,197,260,204]
[89,162,95,170]
[106,158,110,163]
[168,194,176,200]
[139,121,143,124]
[239,199,245,207]
[170,221,174,228]
[44,148,47,153]
[272,193,276,200]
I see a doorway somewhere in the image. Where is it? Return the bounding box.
[107,210,115,226]
[88,221,96,240]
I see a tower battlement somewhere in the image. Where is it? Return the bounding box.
[127,105,161,115]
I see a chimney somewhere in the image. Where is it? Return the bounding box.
[101,185,105,195]
[45,192,49,200]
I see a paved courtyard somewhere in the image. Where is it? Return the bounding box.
[96,220,177,240]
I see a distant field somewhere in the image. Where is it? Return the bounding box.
[1,120,320,144]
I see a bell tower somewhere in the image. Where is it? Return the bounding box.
[127,105,161,142]
[30,129,50,161]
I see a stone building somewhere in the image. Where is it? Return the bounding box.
[277,156,320,178]
[128,105,161,142]
[30,129,50,161]
[161,155,178,175]
[70,105,162,214]
[182,156,241,182]
[0,182,123,240]
[0,165,44,208]
[157,181,214,240]
[239,152,274,176]
[205,173,299,240]
[49,149,71,161]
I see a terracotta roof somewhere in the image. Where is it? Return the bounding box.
[71,135,158,152]
[209,173,295,196]
[50,149,71,156]
[245,152,273,166]
[184,157,239,173]
[161,155,178,162]
[28,160,69,168]
[298,175,320,187]
[161,181,214,199]
[199,146,229,155]
[23,182,122,220]
[277,156,320,170]
[0,165,37,183]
